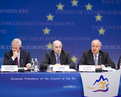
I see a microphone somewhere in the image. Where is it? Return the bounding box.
[18,59,25,72]
[21,59,24,69]
[96,55,103,72]
[100,55,101,65]
[119,57,121,69]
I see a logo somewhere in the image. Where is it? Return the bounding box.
[87,75,109,92]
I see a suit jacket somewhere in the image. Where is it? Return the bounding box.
[40,50,75,70]
[77,50,115,69]
[117,56,121,69]
[3,49,31,67]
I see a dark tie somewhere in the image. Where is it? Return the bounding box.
[16,57,18,65]
[95,55,98,65]
[56,55,60,64]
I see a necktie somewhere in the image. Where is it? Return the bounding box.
[95,55,98,65]
[56,55,60,64]
[16,57,18,65]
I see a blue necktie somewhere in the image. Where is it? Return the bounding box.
[95,55,98,65]
[56,55,60,64]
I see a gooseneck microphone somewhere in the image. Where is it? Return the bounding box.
[100,56,101,65]
[119,57,121,69]
[96,55,102,72]
[18,59,25,72]
[21,59,24,69]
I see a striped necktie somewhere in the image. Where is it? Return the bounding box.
[56,55,60,64]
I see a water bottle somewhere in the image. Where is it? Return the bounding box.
[34,58,38,72]
[31,58,35,72]
[47,65,53,72]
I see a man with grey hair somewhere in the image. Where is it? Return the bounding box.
[40,40,75,71]
[3,38,31,68]
[77,39,115,70]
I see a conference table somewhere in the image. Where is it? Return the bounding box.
[0,70,121,97]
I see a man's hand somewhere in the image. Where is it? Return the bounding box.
[26,63,31,69]
[95,64,105,69]
[12,51,18,60]
[54,63,61,66]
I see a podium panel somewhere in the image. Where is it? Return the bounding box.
[0,73,84,97]
[0,70,121,97]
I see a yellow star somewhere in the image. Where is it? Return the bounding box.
[71,56,78,63]
[85,3,93,10]
[98,28,105,35]
[43,27,50,35]
[95,14,103,21]
[71,0,79,6]
[56,3,64,10]
[46,13,54,21]
[46,42,52,50]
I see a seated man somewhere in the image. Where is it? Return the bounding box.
[3,38,31,68]
[117,56,121,69]
[77,39,115,70]
[40,40,75,71]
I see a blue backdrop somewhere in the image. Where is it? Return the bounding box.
[0,0,121,68]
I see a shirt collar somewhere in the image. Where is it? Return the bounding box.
[93,53,99,57]
[18,50,20,56]
[54,53,60,57]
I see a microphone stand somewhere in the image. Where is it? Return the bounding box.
[96,55,103,72]
[18,59,25,72]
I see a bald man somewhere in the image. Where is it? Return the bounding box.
[40,40,75,71]
[77,39,115,70]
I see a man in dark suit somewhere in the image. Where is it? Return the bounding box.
[117,56,121,69]
[3,38,31,68]
[77,39,115,69]
[40,40,75,71]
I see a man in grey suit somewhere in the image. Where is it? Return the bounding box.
[3,38,31,68]
[77,39,115,70]
[40,40,75,71]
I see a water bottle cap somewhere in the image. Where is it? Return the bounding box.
[35,58,37,61]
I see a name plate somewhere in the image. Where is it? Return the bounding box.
[53,65,69,71]
[79,65,95,72]
[1,65,18,72]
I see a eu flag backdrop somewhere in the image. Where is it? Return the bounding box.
[0,0,121,68]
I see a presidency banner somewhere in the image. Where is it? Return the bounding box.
[0,73,84,97]
[0,71,121,97]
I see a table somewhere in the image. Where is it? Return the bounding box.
[0,70,121,97]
